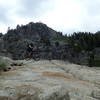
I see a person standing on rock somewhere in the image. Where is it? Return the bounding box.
[26,43,35,58]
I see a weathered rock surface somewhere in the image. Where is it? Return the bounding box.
[0,59,100,100]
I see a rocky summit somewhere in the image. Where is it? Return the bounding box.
[0,58,100,100]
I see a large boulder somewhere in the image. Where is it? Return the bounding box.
[2,22,63,60]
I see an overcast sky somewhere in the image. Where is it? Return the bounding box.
[0,0,100,34]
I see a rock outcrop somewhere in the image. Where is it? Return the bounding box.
[2,22,64,60]
[0,58,100,100]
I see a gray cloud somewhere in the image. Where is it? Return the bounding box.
[80,0,100,16]
[0,0,55,33]
[0,0,54,25]
[16,0,54,17]
[74,0,100,33]
[0,0,100,34]
[0,1,17,26]
[0,5,10,24]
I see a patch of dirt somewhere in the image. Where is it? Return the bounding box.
[42,71,89,84]
[42,71,73,79]
[0,71,18,75]
[16,85,43,93]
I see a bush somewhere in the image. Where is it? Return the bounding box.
[0,57,8,71]
[94,59,100,67]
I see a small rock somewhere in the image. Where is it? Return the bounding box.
[91,90,100,99]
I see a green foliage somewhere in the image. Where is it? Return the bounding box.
[0,33,3,37]
[68,32,100,52]
[66,32,100,67]
[90,55,100,67]
[0,57,8,71]
[88,59,100,67]
[52,36,68,42]
[93,59,100,67]
[87,51,95,67]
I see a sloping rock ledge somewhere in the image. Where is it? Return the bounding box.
[0,58,100,100]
